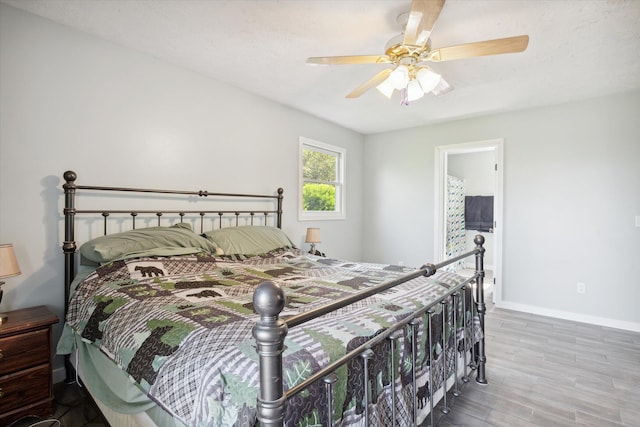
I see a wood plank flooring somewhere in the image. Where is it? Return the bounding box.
[11,305,639,427]
[433,307,640,426]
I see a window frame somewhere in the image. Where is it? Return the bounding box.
[298,137,346,221]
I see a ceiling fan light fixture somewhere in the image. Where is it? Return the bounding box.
[431,77,453,96]
[416,67,442,93]
[376,78,395,99]
[407,79,424,101]
[389,65,410,90]
[306,0,529,102]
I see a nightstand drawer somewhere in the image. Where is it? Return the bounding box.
[0,364,50,413]
[0,329,49,376]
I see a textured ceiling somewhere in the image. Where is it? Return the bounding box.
[3,0,640,134]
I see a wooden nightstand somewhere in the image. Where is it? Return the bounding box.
[0,305,59,425]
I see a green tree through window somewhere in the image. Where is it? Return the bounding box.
[303,150,336,211]
[299,138,345,219]
[303,183,335,211]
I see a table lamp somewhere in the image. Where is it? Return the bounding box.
[0,244,21,324]
[305,228,321,255]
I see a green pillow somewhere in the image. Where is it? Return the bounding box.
[80,223,219,264]
[202,226,294,256]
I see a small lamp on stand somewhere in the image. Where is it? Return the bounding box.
[0,244,21,325]
[305,228,321,256]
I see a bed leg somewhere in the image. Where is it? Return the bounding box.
[252,281,288,426]
[64,355,74,384]
[474,235,488,385]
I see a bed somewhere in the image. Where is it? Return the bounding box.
[58,170,488,427]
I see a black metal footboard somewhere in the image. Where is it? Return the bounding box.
[252,236,487,426]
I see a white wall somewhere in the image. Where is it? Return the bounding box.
[363,90,640,330]
[0,4,364,373]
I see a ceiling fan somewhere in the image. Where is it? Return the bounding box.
[306,0,529,104]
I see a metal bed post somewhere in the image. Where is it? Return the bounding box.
[388,331,401,427]
[361,349,374,426]
[276,188,283,229]
[474,235,488,385]
[451,291,461,398]
[409,318,419,425]
[439,300,449,414]
[426,310,435,427]
[461,287,470,383]
[252,281,288,426]
[62,170,78,383]
[323,373,338,427]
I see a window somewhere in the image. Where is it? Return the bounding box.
[299,137,345,220]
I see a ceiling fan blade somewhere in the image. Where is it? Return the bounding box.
[403,0,446,48]
[346,68,393,98]
[427,35,529,62]
[307,55,392,65]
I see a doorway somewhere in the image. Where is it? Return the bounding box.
[434,139,503,303]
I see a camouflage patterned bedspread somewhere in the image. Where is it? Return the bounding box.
[66,248,478,426]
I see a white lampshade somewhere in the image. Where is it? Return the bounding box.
[431,77,453,96]
[305,228,321,244]
[376,77,395,99]
[407,79,425,102]
[416,67,442,93]
[0,244,21,279]
[388,65,410,90]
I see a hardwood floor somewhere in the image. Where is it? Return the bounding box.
[10,305,639,426]
[434,307,640,426]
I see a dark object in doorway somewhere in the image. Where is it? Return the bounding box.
[465,196,493,232]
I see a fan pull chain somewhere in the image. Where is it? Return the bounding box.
[400,87,409,106]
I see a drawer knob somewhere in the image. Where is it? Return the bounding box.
[0,349,3,359]
[0,387,3,399]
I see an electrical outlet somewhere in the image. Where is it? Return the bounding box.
[577,282,586,294]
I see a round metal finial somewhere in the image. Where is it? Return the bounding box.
[277,188,284,195]
[323,373,338,385]
[474,234,485,246]
[63,170,77,183]
[253,281,286,318]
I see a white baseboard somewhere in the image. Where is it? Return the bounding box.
[495,300,640,333]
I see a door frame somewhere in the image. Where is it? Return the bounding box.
[434,138,504,303]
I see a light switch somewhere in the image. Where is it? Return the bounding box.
[636,215,640,227]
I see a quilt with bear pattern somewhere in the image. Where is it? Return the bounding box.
[64,248,479,426]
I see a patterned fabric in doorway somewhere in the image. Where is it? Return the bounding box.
[446,175,466,271]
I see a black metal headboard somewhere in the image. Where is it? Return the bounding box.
[61,170,283,306]
[61,170,283,381]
